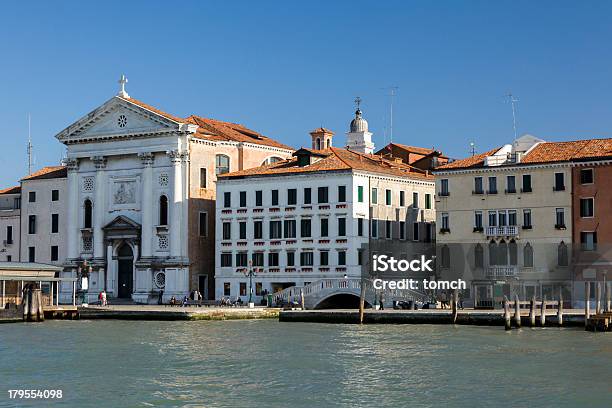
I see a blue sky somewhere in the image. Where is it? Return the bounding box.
[1,1,611,186]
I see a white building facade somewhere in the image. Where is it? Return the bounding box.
[56,79,293,303]
[215,110,436,303]
[0,187,21,262]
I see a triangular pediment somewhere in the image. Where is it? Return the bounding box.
[55,96,196,143]
[103,215,141,231]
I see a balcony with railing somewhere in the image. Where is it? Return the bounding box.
[485,266,518,278]
[485,226,519,237]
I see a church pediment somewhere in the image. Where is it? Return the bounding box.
[55,96,197,144]
[103,215,141,231]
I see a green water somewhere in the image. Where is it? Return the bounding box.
[0,320,610,407]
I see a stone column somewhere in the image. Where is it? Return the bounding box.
[65,159,80,260]
[139,152,155,258]
[106,243,114,294]
[168,150,183,258]
[92,156,107,259]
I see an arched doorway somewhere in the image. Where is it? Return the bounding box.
[117,243,134,298]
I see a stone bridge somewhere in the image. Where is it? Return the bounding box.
[272,278,428,309]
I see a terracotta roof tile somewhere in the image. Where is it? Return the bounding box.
[0,186,20,195]
[21,166,67,181]
[436,148,500,170]
[218,147,433,180]
[436,137,612,171]
[118,97,292,150]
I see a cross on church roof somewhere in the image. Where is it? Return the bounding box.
[354,96,362,110]
[118,74,130,98]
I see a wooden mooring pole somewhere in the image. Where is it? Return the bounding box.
[585,282,590,328]
[300,289,305,310]
[540,296,546,327]
[503,296,511,331]
[557,289,563,327]
[358,280,366,324]
[596,282,602,315]
[513,294,521,328]
[529,295,536,327]
[606,280,611,313]
[452,289,458,324]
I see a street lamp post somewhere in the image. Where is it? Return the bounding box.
[244,260,257,308]
[77,260,92,307]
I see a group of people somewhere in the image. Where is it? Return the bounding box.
[436,290,464,310]
[165,290,203,307]
[97,290,108,306]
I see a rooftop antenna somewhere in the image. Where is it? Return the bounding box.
[27,114,33,175]
[469,141,476,157]
[381,86,399,143]
[504,92,519,141]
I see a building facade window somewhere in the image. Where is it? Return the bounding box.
[522,174,532,192]
[413,192,419,208]
[385,189,392,205]
[271,190,279,206]
[199,212,208,237]
[371,188,378,204]
[506,175,516,193]
[240,282,247,296]
[474,211,483,231]
[357,218,363,237]
[317,187,329,204]
[555,208,566,228]
[255,190,263,207]
[223,192,231,208]
[357,186,364,203]
[269,221,282,239]
[487,177,497,194]
[84,199,93,228]
[239,222,247,239]
[199,168,207,188]
[554,172,565,191]
[159,195,168,225]
[475,244,484,268]
[580,168,594,184]
[474,177,483,194]
[399,221,406,240]
[320,251,329,266]
[268,252,279,267]
[215,154,230,175]
[338,251,346,266]
[51,189,59,201]
[28,246,35,262]
[399,191,405,206]
[338,186,346,203]
[287,189,297,206]
[51,246,59,262]
[252,252,264,267]
[29,191,36,203]
[371,219,378,238]
[51,214,59,234]
[300,252,313,266]
[581,231,597,251]
[385,220,392,239]
[254,221,263,239]
[425,194,432,209]
[413,223,419,241]
[441,213,449,232]
[338,218,346,237]
[286,252,295,266]
[221,253,232,267]
[320,218,328,237]
[223,282,231,296]
[239,191,247,208]
[284,220,296,238]
[580,198,594,218]
[28,215,36,234]
[6,226,13,244]
[523,209,532,229]
[558,242,569,266]
[524,243,534,267]
[304,188,312,204]
[440,179,449,196]
[236,253,248,267]
[222,222,231,240]
[300,219,311,237]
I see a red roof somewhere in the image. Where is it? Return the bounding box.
[0,186,20,195]
[437,138,612,170]
[21,166,67,181]
[218,147,433,180]
[119,96,292,151]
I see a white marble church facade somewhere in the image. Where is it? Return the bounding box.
[58,78,293,303]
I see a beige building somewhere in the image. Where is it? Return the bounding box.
[434,134,574,308]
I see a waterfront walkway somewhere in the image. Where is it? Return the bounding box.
[79,305,280,320]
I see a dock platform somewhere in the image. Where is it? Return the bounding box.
[79,305,280,321]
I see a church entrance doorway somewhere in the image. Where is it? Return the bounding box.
[117,243,134,298]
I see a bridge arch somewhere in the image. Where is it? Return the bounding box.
[313,292,372,310]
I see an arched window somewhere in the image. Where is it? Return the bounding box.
[326,139,331,148]
[261,156,283,166]
[441,245,450,269]
[84,199,92,229]
[316,138,321,150]
[215,154,230,175]
[498,239,508,265]
[509,240,518,266]
[475,244,484,268]
[488,240,497,266]
[558,241,568,266]
[523,243,534,267]
[159,195,168,226]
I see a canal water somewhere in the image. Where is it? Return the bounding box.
[1,320,611,407]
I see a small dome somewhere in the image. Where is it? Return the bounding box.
[350,108,368,132]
